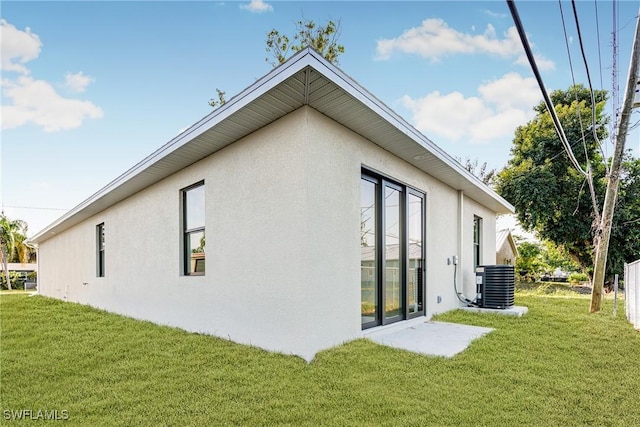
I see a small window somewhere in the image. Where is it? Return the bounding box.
[96,223,105,277]
[473,216,482,270]
[182,182,205,275]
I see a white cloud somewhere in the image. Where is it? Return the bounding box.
[375,18,554,71]
[1,76,104,132]
[514,52,555,72]
[0,19,103,132]
[64,71,94,93]
[401,73,541,144]
[0,19,42,74]
[484,10,507,19]
[477,72,542,110]
[239,0,273,13]
[401,91,487,141]
[376,19,517,61]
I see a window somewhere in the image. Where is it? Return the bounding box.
[182,182,205,275]
[96,223,105,277]
[473,216,482,270]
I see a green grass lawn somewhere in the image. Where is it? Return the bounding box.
[1,292,639,426]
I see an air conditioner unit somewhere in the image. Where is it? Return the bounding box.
[475,265,515,309]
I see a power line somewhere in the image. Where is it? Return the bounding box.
[571,0,606,164]
[548,133,590,163]
[628,117,640,132]
[558,0,590,162]
[507,0,587,177]
[594,0,605,93]
[559,0,603,220]
[508,0,603,225]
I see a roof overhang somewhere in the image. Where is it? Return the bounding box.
[31,48,514,244]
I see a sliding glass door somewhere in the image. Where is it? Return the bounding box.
[361,172,425,329]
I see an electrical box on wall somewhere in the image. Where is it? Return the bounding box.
[634,78,640,109]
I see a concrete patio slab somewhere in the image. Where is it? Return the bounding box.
[363,319,494,358]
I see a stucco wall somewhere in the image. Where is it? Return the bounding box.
[302,107,497,321]
[39,108,317,359]
[305,108,451,320]
[459,196,497,298]
[38,105,499,361]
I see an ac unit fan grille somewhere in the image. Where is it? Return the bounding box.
[480,265,515,309]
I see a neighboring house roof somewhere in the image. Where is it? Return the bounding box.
[32,48,514,244]
[496,213,538,243]
[496,229,518,258]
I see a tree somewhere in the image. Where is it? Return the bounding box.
[210,18,345,108]
[208,88,226,109]
[607,155,640,277]
[457,157,496,186]
[0,213,32,290]
[496,85,640,290]
[265,18,344,67]
[541,240,580,274]
[515,241,546,281]
[514,239,580,282]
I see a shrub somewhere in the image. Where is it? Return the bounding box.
[0,271,29,290]
[568,272,589,285]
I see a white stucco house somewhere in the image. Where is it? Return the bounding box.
[32,49,514,361]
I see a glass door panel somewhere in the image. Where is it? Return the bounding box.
[408,193,424,315]
[361,178,378,327]
[384,185,402,321]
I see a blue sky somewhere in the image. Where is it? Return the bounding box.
[2,0,639,236]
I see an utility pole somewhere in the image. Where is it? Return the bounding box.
[590,9,640,312]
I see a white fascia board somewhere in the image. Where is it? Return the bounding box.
[32,48,512,243]
[111,51,312,185]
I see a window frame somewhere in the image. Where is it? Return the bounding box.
[182,181,206,276]
[473,215,482,270]
[96,222,105,277]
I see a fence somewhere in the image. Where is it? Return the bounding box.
[625,259,640,329]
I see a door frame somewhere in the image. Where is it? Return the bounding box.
[361,169,426,329]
